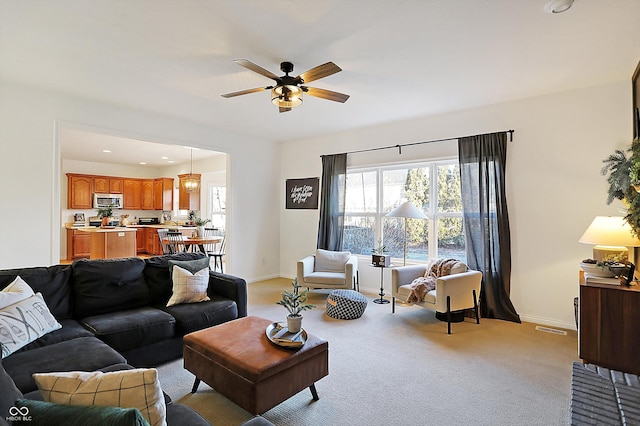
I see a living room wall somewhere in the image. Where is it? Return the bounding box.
[279,80,632,329]
[0,81,281,283]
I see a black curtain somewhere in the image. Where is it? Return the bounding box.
[458,132,520,323]
[317,153,347,251]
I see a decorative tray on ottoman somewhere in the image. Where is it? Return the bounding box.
[265,322,307,348]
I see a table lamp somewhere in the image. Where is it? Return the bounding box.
[386,201,427,266]
[578,216,640,262]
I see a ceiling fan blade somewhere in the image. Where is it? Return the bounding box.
[233,59,279,80]
[221,86,270,98]
[297,62,342,84]
[279,107,292,113]
[303,86,350,103]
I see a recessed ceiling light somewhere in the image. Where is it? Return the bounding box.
[102,149,111,153]
[161,156,168,160]
[544,0,574,14]
[168,160,175,164]
[139,162,147,165]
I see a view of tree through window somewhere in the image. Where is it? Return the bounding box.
[343,161,466,264]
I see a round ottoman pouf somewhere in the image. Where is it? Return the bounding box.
[326,289,368,320]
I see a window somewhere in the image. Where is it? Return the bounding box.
[208,186,226,231]
[343,160,466,264]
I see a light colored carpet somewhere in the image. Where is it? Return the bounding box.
[157,278,579,426]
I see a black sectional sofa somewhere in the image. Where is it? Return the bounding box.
[0,252,267,426]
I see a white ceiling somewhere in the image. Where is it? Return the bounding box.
[2,0,640,158]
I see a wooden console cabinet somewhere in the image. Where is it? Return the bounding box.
[579,278,640,375]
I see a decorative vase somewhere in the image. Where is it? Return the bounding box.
[286,314,303,333]
[101,217,109,227]
[196,226,205,238]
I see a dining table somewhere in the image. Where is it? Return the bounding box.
[164,235,223,254]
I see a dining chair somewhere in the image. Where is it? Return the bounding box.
[156,229,172,255]
[166,230,186,254]
[205,229,226,273]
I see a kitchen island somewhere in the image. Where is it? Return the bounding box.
[76,227,138,259]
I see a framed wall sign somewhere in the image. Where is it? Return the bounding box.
[286,177,319,209]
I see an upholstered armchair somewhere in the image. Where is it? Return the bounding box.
[391,260,482,334]
[297,249,359,291]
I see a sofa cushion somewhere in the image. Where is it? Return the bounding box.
[14,319,93,353]
[160,297,238,335]
[0,356,23,425]
[80,307,176,352]
[2,336,127,394]
[14,399,149,426]
[315,249,351,272]
[304,271,347,285]
[0,293,62,358]
[144,253,208,306]
[167,266,210,307]
[34,368,165,426]
[0,265,73,320]
[72,258,150,318]
[168,257,210,275]
[0,276,34,309]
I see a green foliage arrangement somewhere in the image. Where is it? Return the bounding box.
[96,205,113,218]
[601,139,640,236]
[188,210,211,226]
[276,278,315,317]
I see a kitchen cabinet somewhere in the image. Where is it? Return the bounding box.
[154,178,174,211]
[79,228,137,259]
[123,179,142,209]
[579,275,640,375]
[66,228,91,259]
[135,227,146,254]
[67,174,93,209]
[109,179,123,193]
[94,177,123,194]
[141,180,155,210]
[178,173,201,211]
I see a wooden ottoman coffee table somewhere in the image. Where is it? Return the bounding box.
[183,316,329,415]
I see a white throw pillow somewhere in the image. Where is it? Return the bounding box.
[0,276,35,309]
[166,265,210,307]
[34,368,166,426]
[0,292,61,358]
[315,249,351,272]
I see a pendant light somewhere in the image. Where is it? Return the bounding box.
[184,148,199,192]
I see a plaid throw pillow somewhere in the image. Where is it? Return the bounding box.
[34,368,165,426]
[166,265,210,307]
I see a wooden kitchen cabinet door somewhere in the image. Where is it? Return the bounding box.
[67,174,93,209]
[109,179,124,193]
[123,179,142,209]
[154,178,174,211]
[141,180,155,210]
[93,177,109,194]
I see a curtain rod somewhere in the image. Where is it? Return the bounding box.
[321,129,514,157]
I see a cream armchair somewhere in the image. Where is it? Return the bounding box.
[297,249,359,291]
[391,261,482,334]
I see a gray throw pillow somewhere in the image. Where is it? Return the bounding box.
[168,257,210,275]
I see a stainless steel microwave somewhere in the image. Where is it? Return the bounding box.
[93,193,123,209]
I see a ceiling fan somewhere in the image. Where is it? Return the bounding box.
[221,59,350,113]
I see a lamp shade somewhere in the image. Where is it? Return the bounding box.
[386,201,427,219]
[579,216,640,247]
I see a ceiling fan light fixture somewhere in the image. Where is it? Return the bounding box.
[271,85,303,108]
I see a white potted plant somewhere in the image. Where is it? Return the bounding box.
[371,241,391,267]
[188,210,211,237]
[276,278,315,333]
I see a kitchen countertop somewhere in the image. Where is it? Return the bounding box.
[74,226,137,233]
[127,224,197,229]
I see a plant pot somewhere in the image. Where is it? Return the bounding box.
[101,217,109,227]
[286,314,303,333]
[196,226,205,238]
